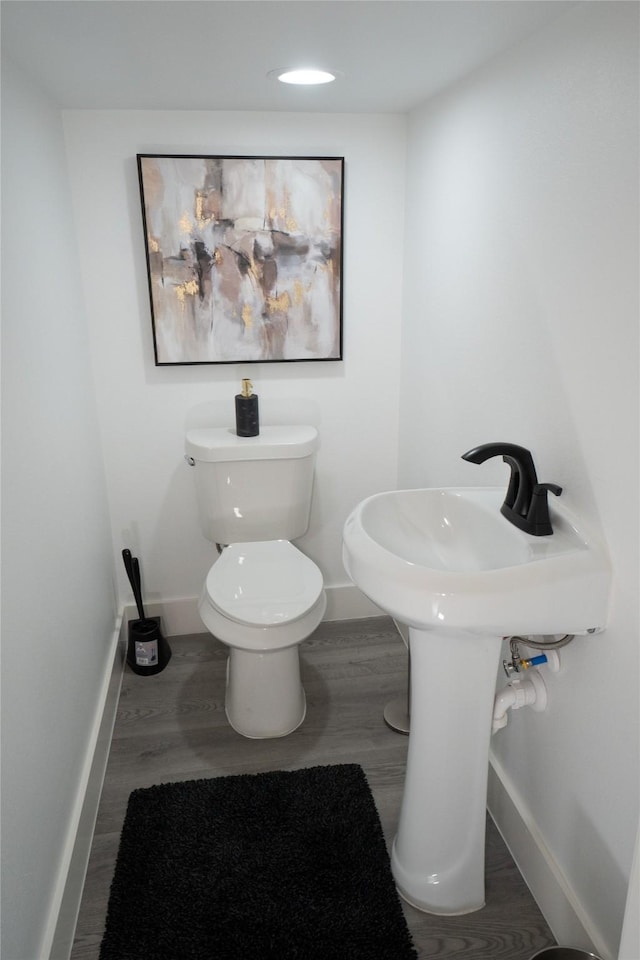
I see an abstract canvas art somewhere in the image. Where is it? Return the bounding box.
[137,155,344,365]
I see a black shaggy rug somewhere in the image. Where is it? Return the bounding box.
[99,763,417,960]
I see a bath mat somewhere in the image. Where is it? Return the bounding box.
[99,763,417,960]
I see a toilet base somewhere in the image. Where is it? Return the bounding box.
[225,646,306,739]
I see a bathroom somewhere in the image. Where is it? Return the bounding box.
[1,2,638,959]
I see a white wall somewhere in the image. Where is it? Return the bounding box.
[399,4,638,957]
[1,58,117,959]
[62,110,406,620]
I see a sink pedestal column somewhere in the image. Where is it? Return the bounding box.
[391,626,503,914]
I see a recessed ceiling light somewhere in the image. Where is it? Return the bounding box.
[272,68,337,86]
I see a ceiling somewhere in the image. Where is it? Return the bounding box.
[1,0,578,113]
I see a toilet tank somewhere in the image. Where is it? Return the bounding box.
[185,425,319,544]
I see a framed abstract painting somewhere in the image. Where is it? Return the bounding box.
[137,154,344,365]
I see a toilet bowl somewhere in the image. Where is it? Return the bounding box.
[198,540,326,738]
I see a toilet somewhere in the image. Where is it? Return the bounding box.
[185,424,326,739]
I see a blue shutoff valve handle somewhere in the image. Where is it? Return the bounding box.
[520,654,548,669]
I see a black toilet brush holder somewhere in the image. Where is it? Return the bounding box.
[127,616,172,676]
[122,549,171,676]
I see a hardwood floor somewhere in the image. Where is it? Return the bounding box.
[71,617,555,959]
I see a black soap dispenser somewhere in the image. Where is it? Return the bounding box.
[235,378,259,437]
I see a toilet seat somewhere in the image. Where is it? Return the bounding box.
[205,540,324,627]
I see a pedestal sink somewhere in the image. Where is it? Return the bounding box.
[342,486,611,915]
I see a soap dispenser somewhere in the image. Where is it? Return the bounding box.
[235,379,259,437]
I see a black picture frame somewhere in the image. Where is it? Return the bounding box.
[137,154,344,365]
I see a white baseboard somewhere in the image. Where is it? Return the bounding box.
[130,597,204,636]
[323,583,384,621]
[488,751,611,960]
[135,584,384,637]
[618,826,639,960]
[46,616,126,960]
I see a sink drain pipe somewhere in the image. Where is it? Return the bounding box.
[492,670,548,733]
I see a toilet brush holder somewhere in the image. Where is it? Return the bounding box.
[122,548,172,676]
[127,616,172,676]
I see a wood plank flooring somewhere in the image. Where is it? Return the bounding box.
[71,617,555,959]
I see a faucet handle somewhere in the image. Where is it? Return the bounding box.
[534,482,562,498]
[527,482,563,535]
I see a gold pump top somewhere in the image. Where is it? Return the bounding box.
[240,378,253,398]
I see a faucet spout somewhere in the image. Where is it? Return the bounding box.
[462,442,538,510]
[462,443,562,536]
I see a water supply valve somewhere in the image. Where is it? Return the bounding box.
[503,657,519,678]
[502,636,561,677]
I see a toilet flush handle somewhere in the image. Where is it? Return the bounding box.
[185,455,195,466]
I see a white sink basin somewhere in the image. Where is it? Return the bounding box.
[343,486,610,636]
[342,486,611,915]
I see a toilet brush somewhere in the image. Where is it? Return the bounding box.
[122,549,171,676]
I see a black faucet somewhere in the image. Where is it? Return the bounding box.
[461,443,562,536]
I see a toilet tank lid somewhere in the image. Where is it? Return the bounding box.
[186,425,319,462]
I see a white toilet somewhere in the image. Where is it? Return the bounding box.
[185,425,326,739]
